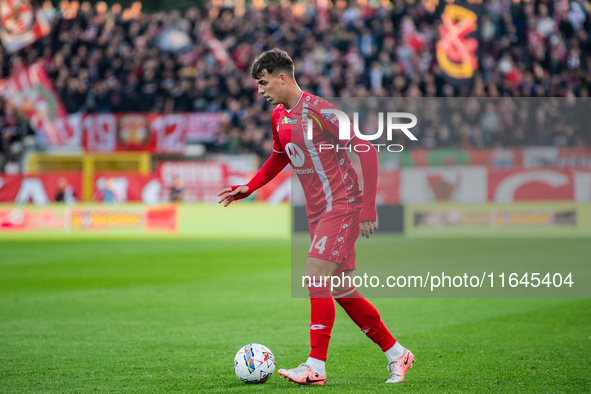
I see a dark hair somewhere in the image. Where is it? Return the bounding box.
[251,48,295,80]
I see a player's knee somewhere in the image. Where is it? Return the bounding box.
[330,271,356,294]
[305,257,337,278]
[331,284,349,293]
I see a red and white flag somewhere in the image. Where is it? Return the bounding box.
[204,29,233,66]
[0,62,77,145]
[0,0,50,53]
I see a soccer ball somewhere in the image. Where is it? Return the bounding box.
[233,343,275,383]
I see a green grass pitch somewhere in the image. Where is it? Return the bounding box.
[0,238,590,393]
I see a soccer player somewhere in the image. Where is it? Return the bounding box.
[218,48,414,385]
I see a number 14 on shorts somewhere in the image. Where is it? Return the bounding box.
[310,235,328,254]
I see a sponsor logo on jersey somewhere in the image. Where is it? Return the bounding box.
[281,116,298,125]
[294,168,315,175]
[285,142,305,167]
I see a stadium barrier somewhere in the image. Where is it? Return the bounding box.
[405,202,591,238]
[0,202,290,239]
[8,166,591,205]
[2,202,591,238]
[26,153,151,201]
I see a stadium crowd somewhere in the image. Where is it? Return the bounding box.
[1,0,591,171]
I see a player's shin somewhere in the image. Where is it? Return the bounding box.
[333,287,397,354]
[307,280,335,368]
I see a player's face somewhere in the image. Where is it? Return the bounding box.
[256,71,285,105]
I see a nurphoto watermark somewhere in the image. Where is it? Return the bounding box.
[305,110,417,153]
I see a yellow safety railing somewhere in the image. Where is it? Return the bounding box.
[26,152,151,201]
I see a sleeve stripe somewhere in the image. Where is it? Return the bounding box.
[273,149,285,153]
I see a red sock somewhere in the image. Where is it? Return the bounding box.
[333,287,396,352]
[308,281,335,362]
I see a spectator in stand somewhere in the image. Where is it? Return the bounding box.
[170,177,184,203]
[54,178,77,204]
[92,177,117,203]
[0,103,34,174]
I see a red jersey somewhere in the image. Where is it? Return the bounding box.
[271,92,362,221]
[238,91,377,224]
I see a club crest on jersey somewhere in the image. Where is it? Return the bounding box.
[285,142,305,167]
[323,109,339,125]
[281,116,298,125]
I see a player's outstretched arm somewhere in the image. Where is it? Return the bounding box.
[351,138,379,238]
[217,151,290,207]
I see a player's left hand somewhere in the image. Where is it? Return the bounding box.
[359,220,378,238]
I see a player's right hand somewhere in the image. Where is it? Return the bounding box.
[217,185,249,207]
[359,220,378,238]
